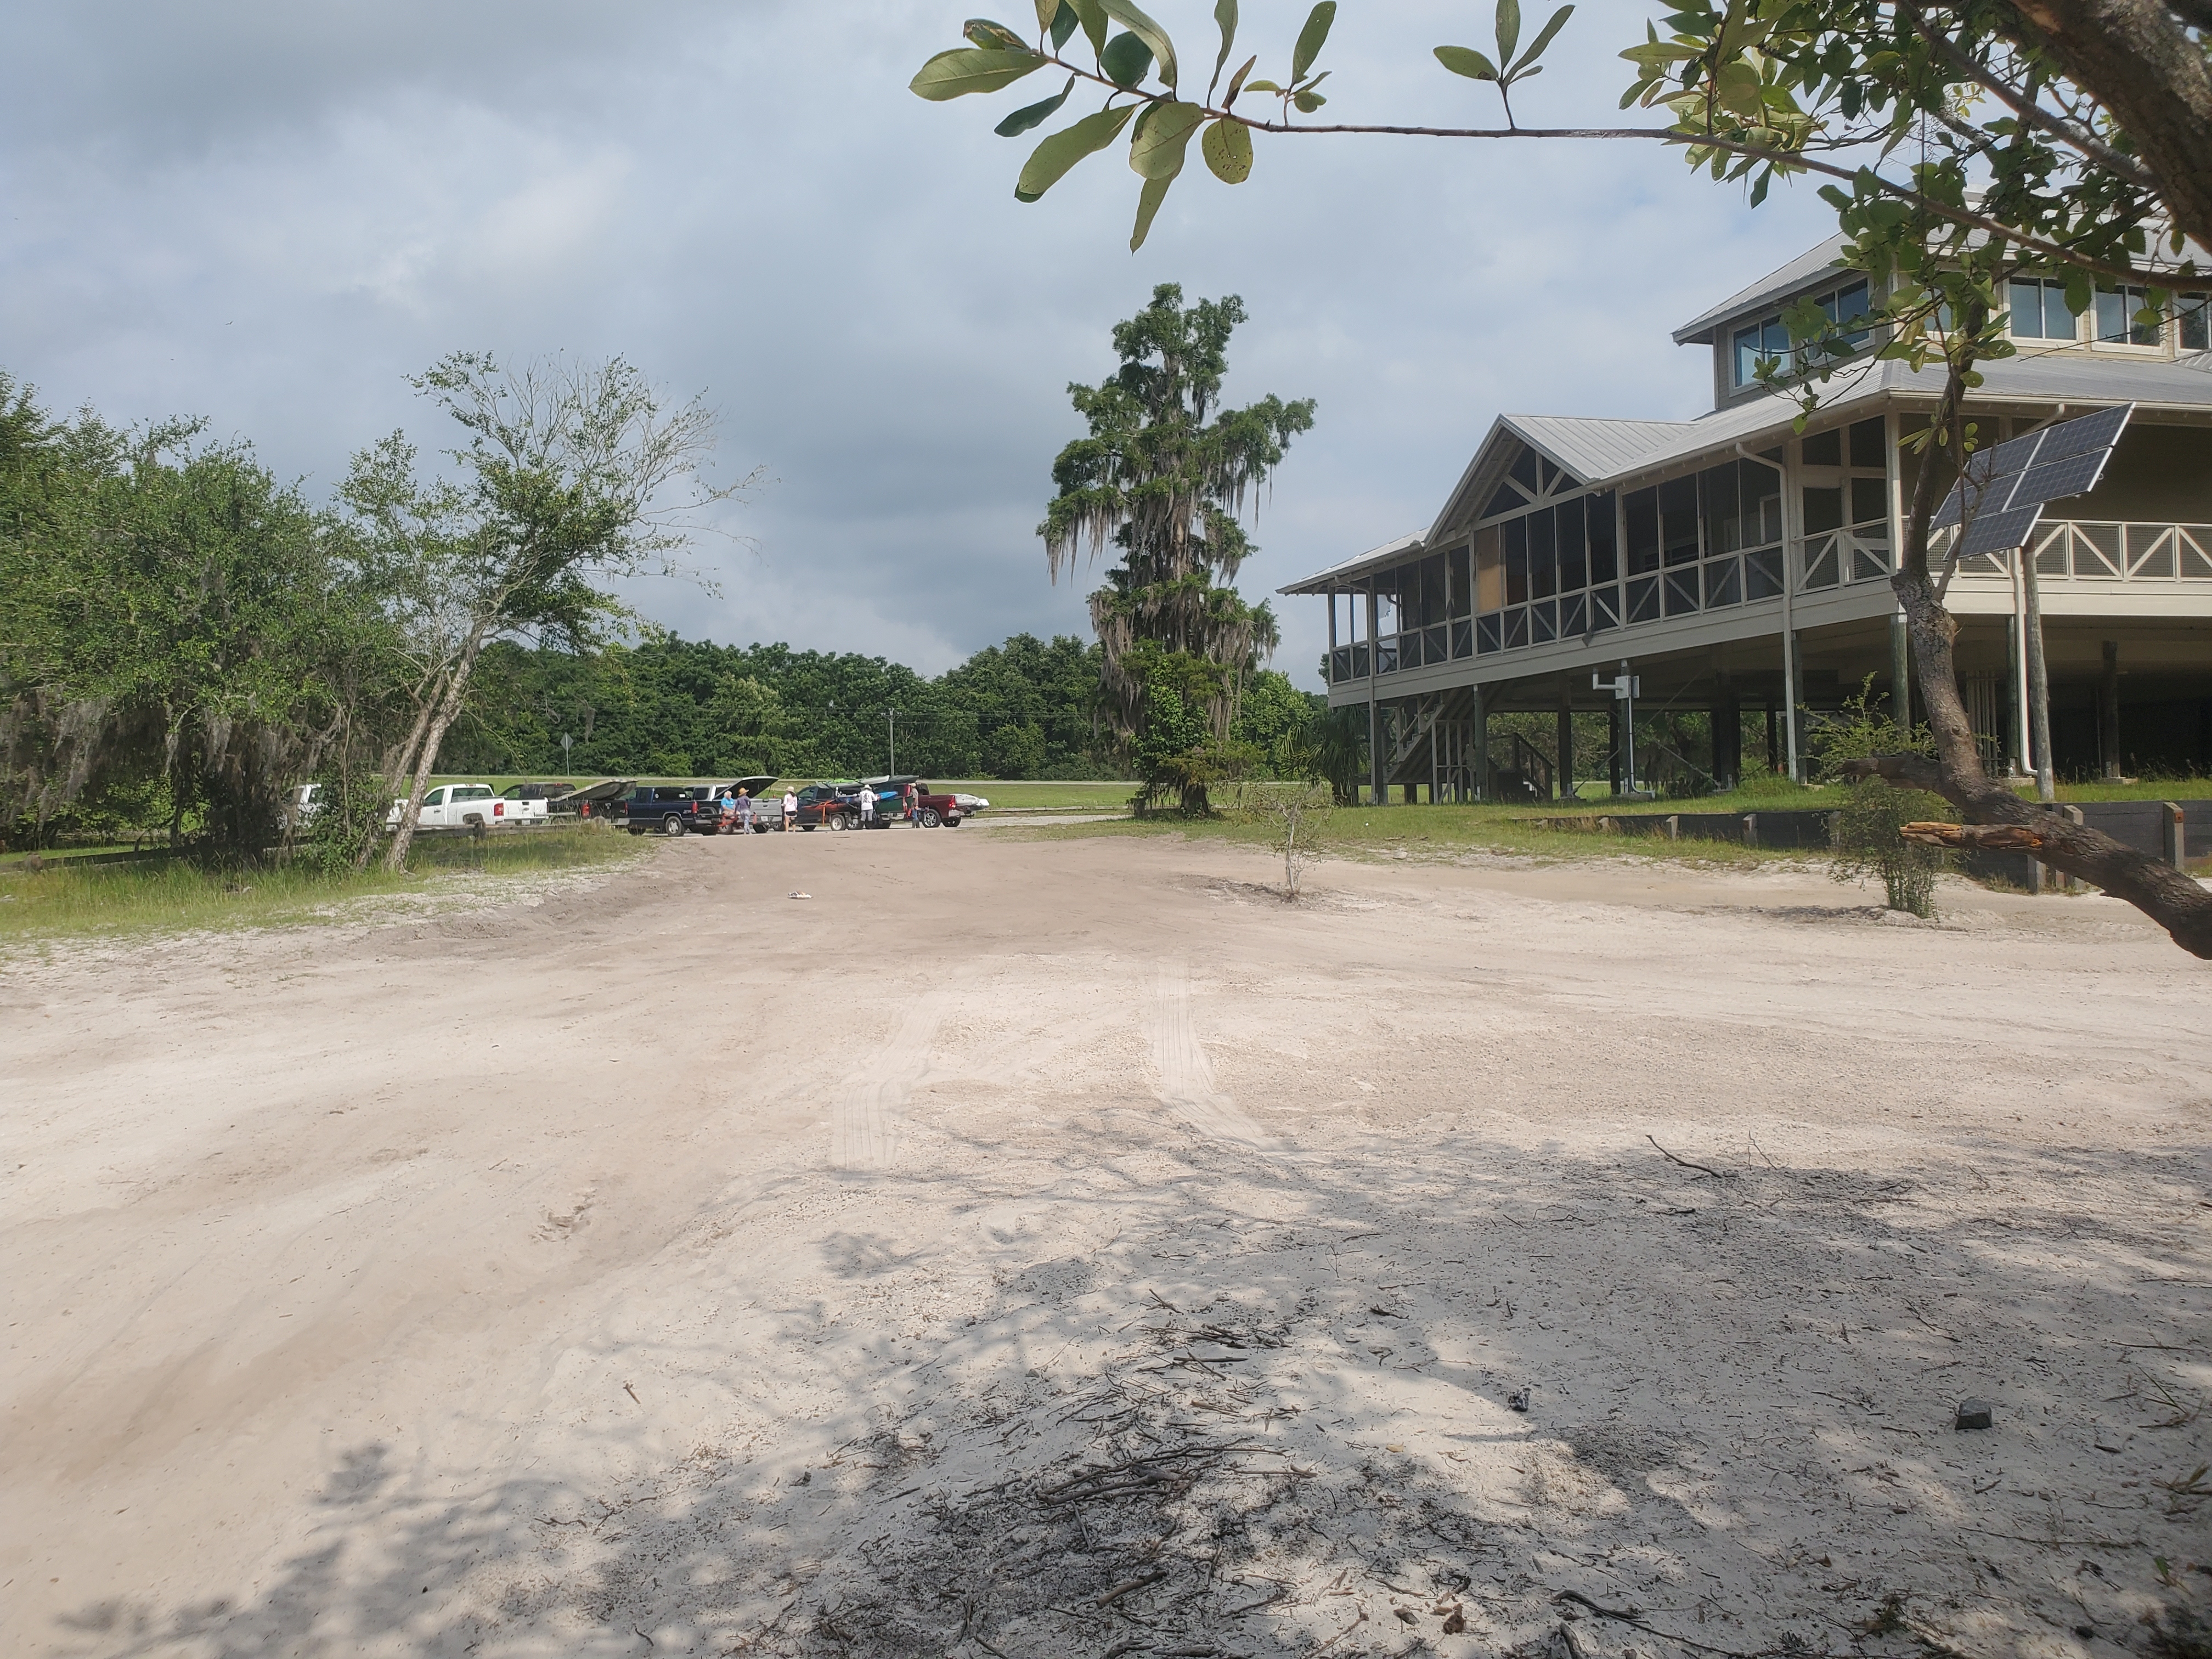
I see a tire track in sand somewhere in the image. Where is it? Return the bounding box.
[1150,961,1273,1150]
[831,968,974,1172]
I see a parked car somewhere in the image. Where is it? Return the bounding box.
[907,783,968,828]
[624,785,727,837]
[716,777,782,832]
[385,783,548,832]
[788,782,854,831]
[290,783,325,828]
[561,779,634,822]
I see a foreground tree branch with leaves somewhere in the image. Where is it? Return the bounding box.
[914,0,2212,957]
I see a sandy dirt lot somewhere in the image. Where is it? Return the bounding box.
[4,828,2208,1659]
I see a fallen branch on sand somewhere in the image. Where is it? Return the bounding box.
[1094,1568,1167,1607]
[1555,1589,1768,1657]
[1647,1136,1734,1180]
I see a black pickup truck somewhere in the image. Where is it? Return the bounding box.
[624,786,725,837]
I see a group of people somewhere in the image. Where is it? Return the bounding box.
[708,781,927,833]
[711,786,791,833]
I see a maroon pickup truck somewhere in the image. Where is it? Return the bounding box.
[908,783,966,828]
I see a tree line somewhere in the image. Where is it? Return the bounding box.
[440,631,1324,785]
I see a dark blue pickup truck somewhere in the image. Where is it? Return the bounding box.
[624,786,726,837]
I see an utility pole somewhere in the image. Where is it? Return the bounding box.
[1594,662,1641,798]
[887,708,898,776]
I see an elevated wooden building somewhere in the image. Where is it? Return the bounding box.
[1282,238,2212,800]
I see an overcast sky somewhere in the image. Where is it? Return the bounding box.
[2,1,1839,686]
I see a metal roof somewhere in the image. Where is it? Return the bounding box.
[1501,415,1692,482]
[1279,349,2212,595]
[1673,235,1852,344]
[1277,531,1426,595]
[1542,348,2212,493]
[1673,230,2212,345]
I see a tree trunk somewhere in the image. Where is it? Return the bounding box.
[359,670,448,870]
[1854,354,2212,958]
[385,635,484,871]
[2007,0,2212,255]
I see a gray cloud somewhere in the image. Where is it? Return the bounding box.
[2,0,1843,680]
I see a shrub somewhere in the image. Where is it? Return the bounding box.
[1810,678,1947,918]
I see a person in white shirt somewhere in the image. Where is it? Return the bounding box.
[782,789,797,831]
[859,785,876,827]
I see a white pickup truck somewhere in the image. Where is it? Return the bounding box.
[385,783,549,832]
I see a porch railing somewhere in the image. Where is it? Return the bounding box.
[1950,520,2212,583]
[1325,518,2209,685]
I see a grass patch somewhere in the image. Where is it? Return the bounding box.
[1024,800,1823,870]
[0,825,640,944]
[2051,777,2212,802]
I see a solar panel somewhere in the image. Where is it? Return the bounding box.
[1930,403,2133,549]
[1956,504,2047,560]
[2011,453,2110,510]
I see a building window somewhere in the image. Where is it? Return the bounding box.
[1731,317,1793,390]
[2008,277,2078,341]
[1730,280,1870,388]
[1798,417,1889,592]
[1460,488,1621,658]
[2094,284,2162,347]
[2183,294,2210,352]
[1609,454,1784,628]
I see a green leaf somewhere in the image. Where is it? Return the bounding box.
[1129,98,1204,177]
[1434,43,1500,80]
[1101,0,1180,88]
[1243,77,1282,91]
[1071,0,1109,58]
[1712,59,1763,117]
[1013,101,1136,200]
[1223,54,1257,102]
[964,17,1030,49]
[1101,30,1154,85]
[1618,41,1699,65]
[1201,115,1254,182]
[1495,0,1522,69]
[1211,0,1239,89]
[910,46,1047,100]
[1051,0,1080,47]
[996,75,1076,136]
[1292,86,1327,110]
[1506,3,1572,75]
[1131,172,1174,250]
[1291,2,1336,83]
[1034,0,1060,30]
